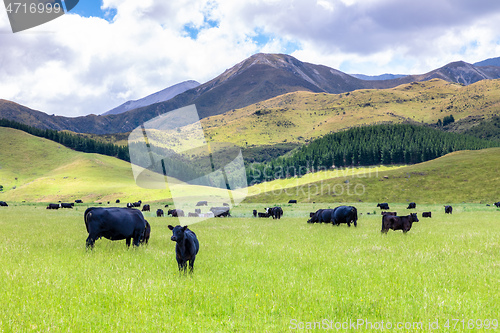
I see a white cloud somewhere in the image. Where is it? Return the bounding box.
[1,0,500,117]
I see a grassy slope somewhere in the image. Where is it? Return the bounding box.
[245,148,500,204]
[198,79,500,146]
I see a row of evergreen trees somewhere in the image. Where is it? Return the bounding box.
[0,118,130,162]
[246,124,500,185]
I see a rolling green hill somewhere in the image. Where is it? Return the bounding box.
[244,147,500,204]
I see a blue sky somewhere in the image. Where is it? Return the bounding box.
[2,0,500,116]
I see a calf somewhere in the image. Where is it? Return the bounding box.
[168,225,199,273]
[381,213,419,233]
[422,212,432,218]
[377,203,390,210]
[253,209,257,217]
[407,202,416,209]
[444,205,453,214]
[156,209,164,217]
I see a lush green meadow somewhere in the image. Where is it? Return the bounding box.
[0,203,498,332]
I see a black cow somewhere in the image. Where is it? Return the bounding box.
[494,202,500,208]
[307,209,326,223]
[141,220,151,245]
[116,199,120,204]
[377,203,390,210]
[258,212,270,218]
[288,199,297,204]
[142,204,150,212]
[196,201,208,206]
[126,203,133,208]
[253,209,257,217]
[156,209,164,217]
[331,206,358,227]
[407,202,416,209]
[75,199,83,204]
[133,201,142,208]
[210,207,230,217]
[195,209,201,214]
[61,203,74,209]
[46,203,60,209]
[0,201,8,207]
[381,213,419,233]
[445,205,453,214]
[422,212,432,218]
[188,212,198,217]
[84,207,148,248]
[266,207,283,219]
[168,225,199,273]
[168,209,185,217]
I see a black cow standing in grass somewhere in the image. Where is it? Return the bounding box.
[0,201,8,207]
[46,203,60,209]
[494,202,500,208]
[422,212,432,218]
[377,203,390,210]
[156,209,164,217]
[253,210,257,217]
[407,202,416,209]
[84,207,148,248]
[142,204,150,212]
[168,225,199,273]
[168,209,185,217]
[266,207,283,219]
[308,206,357,227]
[288,199,297,204]
[141,220,151,245]
[381,213,419,233]
[61,203,74,209]
[445,205,453,214]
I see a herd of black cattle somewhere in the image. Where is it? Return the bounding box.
[1,199,499,273]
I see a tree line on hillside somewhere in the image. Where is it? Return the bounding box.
[246,123,500,185]
[0,118,130,161]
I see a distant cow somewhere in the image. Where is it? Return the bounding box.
[46,203,60,209]
[188,212,198,217]
[445,205,453,214]
[381,211,397,216]
[141,220,151,245]
[266,207,283,219]
[116,199,120,204]
[422,212,432,218]
[142,204,150,212]
[377,203,390,210]
[258,212,270,218]
[196,201,208,206]
[84,207,148,248]
[168,209,185,217]
[60,203,74,209]
[223,203,229,207]
[308,206,357,227]
[381,213,419,233]
[494,202,500,208]
[0,201,8,207]
[168,225,199,273]
[75,199,83,204]
[407,202,416,209]
[156,209,164,217]
[126,203,134,208]
[133,201,142,207]
[253,209,257,217]
[210,207,230,217]
[195,209,201,214]
[288,199,297,204]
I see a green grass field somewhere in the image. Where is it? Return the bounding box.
[0,203,498,331]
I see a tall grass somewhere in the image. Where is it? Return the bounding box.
[0,203,498,331]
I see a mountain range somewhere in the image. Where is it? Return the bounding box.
[1,53,500,134]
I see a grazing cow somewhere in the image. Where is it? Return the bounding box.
[288,199,297,204]
[126,203,134,208]
[381,213,419,233]
[381,211,397,216]
[258,212,270,218]
[445,205,453,214]
[0,201,8,207]
[308,209,326,223]
[133,201,142,208]
[422,212,432,218]
[168,209,185,217]
[253,209,257,217]
[46,203,60,209]
[331,206,358,227]
[195,209,201,214]
[377,203,390,210]
[188,212,198,217]
[210,207,230,217]
[156,209,164,217]
[407,202,416,209]
[196,201,208,206]
[165,204,169,207]
[60,203,74,209]
[168,225,199,273]
[75,199,83,204]
[84,207,148,248]
[494,202,500,208]
[266,207,283,219]
[141,220,151,245]
[116,199,120,204]
[142,204,150,212]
